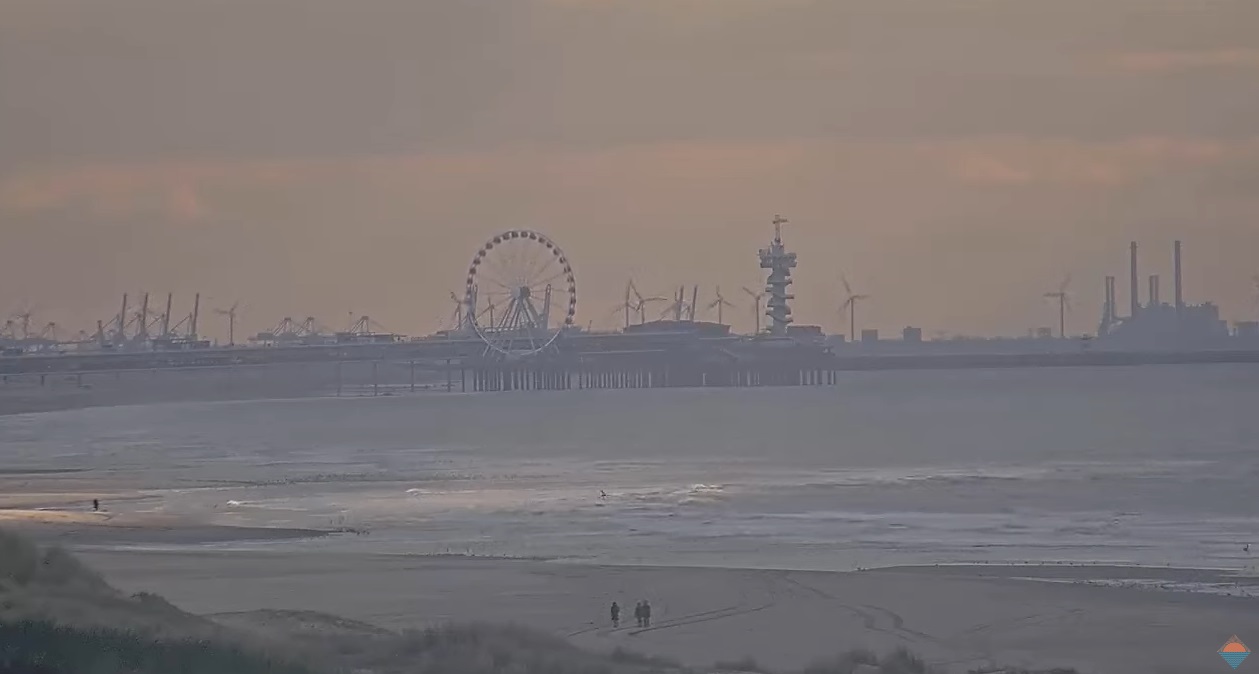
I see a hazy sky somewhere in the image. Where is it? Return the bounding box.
[2,0,1258,340]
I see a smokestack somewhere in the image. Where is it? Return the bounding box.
[1174,240,1184,313]
[1149,275,1160,307]
[1130,241,1140,317]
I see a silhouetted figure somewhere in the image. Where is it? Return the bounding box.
[642,600,652,627]
[92,499,99,512]
[634,601,644,628]
[610,601,620,628]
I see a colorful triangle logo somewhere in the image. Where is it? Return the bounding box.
[1219,636,1250,670]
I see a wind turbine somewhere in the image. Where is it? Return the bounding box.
[840,275,869,342]
[214,301,242,346]
[606,282,636,329]
[707,286,734,325]
[447,291,465,332]
[630,283,667,325]
[1043,275,1071,338]
[661,285,689,321]
[621,280,637,329]
[605,303,628,328]
[742,286,764,334]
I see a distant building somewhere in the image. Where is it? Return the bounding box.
[335,332,401,344]
[1098,240,1232,349]
[902,327,922,343]
[1236,321,1259,338]
[624,320,731,337]
[786,324,823,341]
[151,337,212,351]
[861,329,879,343]
[1104,301,1229,347]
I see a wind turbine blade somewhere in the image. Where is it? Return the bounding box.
[841,275,853,296]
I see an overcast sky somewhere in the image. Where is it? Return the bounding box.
[2,0,1257,339]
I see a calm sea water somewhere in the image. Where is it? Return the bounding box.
[3,365,1258,571]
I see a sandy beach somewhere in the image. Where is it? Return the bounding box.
[17,521,1243,674]
[6,372,1259,674]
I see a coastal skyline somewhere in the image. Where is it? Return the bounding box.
[2,0,1258,340]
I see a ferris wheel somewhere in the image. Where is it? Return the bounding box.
[464,230,577,357]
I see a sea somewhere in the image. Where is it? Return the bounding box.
[3,364,1258,573]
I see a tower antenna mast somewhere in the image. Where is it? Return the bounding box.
[758,214,797,336]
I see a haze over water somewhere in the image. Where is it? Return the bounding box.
[4,365,1257,572]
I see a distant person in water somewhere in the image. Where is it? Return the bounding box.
[610,601,620,628]
[642,599,651,627]
[92,499,99,512]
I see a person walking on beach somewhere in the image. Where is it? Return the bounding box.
[634,601,644,628]
[610,601,620,628]
[642,599,652,627]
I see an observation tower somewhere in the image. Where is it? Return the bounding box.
[758,215,797,336]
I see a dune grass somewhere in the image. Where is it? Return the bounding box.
[0,619,315,674]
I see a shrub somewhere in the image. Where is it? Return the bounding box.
[0,620,316,674]
[714,656,772,673]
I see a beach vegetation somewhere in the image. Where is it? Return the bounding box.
[0,527,1080,674]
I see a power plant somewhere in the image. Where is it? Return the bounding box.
[1097,240,1230,348]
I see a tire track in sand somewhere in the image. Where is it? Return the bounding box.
[626,570,779,636]
[565,601,755,638]
[567,571,782,638]
[776,572,1003,671]
[775,573,942,645]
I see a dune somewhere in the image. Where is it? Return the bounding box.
[2,526,1089,674]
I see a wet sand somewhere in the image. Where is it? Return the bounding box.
[34,525,1251,674]
[0,512,328,547]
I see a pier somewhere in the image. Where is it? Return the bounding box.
[4,224,1259,400]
